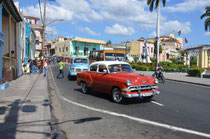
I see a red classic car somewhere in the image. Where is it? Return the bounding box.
[77,61,160,103]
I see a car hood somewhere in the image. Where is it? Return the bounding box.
[109,72,155,85]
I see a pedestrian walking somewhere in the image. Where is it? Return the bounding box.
[57,59,64,79]
[43,59,48,78]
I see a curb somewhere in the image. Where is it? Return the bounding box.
[165,78,210,87]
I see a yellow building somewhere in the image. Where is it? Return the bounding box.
[184,45,210,68]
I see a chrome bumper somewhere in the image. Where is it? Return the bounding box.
[122,89,160,98]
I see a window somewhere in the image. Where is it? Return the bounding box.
[84,47,88,56]
[90,65,97,72]
[75,46,79,54]
[59,48,61,52]
[99,65,107,72]
[66,47,68,51]
[151,47,153,53]
[93,48,96,50]
[62,48,64,52]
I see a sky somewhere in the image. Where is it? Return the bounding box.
[15,0,210,48]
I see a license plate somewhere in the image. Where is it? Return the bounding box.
[142,92,153,97]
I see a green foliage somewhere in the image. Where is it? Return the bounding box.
[170,57,183,64]
[147,0,166,12]
[187,69,204,77]
[190,56,197,67]
[133,56,139,62]
[150,58,156,63]
[201,6,210,31]
[154,40,163,55]
[106,40,112,46]
[135,65,147,71]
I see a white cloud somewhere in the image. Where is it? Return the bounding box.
[164,0,210,13]
[203,32,210,36]
[149,31,156,38]
[79,27,100,36]
[46,26,58,35]
[104,23,135,36]
[160,20,192,35]
[23,3,73,23]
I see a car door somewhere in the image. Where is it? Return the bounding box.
[94,64,112,94]
[88,64,98,90]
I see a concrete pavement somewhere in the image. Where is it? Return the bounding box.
[0,74,51,139]
[135,71,210,86]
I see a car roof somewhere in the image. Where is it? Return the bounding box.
[90,61,129,66]
[71,57,88,59]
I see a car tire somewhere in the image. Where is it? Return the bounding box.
[81,82,89,94]
[111,88,124,104]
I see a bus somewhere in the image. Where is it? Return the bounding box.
[89,50,125,63]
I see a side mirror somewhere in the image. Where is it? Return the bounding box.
[103,69,108,74]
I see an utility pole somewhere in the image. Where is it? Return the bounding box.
[63,41,66,62]
[41,0,46,72]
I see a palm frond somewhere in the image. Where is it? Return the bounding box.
[155,0,159,9]
[162,0,166,7]
[205,6,210,11]
[204,17,210,31]
[149,0,155,12]
[147,0,152,5]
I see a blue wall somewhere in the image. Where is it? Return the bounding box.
[71,41,101,57]
[0,4,4,80]
[25,22,31,58]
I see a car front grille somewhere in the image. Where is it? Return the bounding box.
[128,84,156,91]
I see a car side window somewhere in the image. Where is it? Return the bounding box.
[90,65,97,72]
[99,65,107,72]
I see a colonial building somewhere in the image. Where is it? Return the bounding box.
[0,0,22,82]
[184,45,210,68]
[108,40,155,62]
[147,33,183,62]
[23,15,43,58]
[53,36,105,58]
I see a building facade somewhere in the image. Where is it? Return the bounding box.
[23,15,43,58]
[147,33,183,62]
[53,36,105,58]
[0,0,22,82]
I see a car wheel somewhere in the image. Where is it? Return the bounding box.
[112,88,124,103]
[81,82,89,94]
[142,95,153,100]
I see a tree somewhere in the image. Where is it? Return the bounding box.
[201,6,210,31]
[106,40,112,46]
[190,56,197,67]
[147,0,166,71]
[154,40,162,55]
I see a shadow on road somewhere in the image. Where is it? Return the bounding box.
[74,88,153,105]
[52,117,102,125]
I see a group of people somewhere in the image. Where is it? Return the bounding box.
[22,57,48,77]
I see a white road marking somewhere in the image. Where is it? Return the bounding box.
[62,96,210,138]
[151,101,164,106]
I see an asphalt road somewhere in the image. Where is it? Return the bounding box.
[49,65,210,139]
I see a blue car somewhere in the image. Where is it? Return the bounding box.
[68,57,89,80]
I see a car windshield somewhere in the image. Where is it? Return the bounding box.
[73,58,88,64]
[108,64,132,73]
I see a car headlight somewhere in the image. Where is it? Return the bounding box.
[126,80,132,86]
[155,78,159,84]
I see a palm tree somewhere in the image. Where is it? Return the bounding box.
[147,0,166,71]
[201,6,210,31]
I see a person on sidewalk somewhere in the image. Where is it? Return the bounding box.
[43,59,48,78]
[57,59,65,79]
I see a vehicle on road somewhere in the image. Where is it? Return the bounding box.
[89,50,125,64]
[68,57,89,80]
[77,61,160,103]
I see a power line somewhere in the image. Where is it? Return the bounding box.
[38,0,43,24]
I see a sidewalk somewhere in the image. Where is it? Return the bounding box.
[135,71,210,86]
[0,74,51,139]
